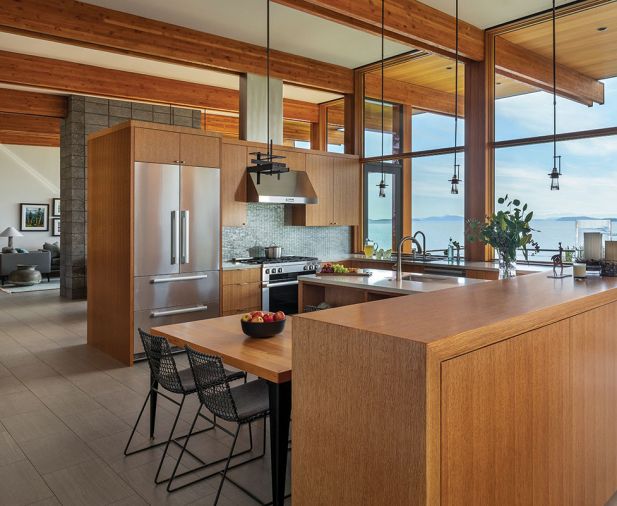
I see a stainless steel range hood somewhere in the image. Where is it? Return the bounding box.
[240,72,318,205]
[247,171,318,205]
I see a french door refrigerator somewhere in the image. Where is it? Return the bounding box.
[133,162,220,357]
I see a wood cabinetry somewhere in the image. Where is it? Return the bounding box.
[88,121,222,366]
[292,153,360,227]
[221,268,262,316]
[134,127,220,167]
[221,142,249,226]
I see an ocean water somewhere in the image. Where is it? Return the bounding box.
[367,219,616,262]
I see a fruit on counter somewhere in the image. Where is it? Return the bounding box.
[241,310,286,323]
[320,262,349,274]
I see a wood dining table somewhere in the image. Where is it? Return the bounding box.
[150,315,292,506]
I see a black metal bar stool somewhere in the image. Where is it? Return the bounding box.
[167,346,272,504]
[124,329,247,484]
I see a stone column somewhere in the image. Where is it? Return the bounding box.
[59,96,202,299]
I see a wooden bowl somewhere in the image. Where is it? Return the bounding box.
[241,319,286,338]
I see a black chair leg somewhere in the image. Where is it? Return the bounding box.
[124,386,153,456]
[167,406,201,492]
[154,394,186,484]
[214,425,242,505]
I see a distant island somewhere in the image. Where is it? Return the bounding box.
[369,216,616,223]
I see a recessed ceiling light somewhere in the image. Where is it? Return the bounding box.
[446,66,453,70]
[496,82,502,85]
[597,26,608,32]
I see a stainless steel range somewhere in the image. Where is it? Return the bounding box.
[233,256,319,314]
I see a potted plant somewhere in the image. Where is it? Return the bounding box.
[467,195,540,279]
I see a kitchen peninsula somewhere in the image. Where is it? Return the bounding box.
[298,268,485,310]
[292,271,617,505]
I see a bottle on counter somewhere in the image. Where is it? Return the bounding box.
[447,238,455,263]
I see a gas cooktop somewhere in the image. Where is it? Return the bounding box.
[233,256,319,265]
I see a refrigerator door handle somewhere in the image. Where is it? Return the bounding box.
[170,210,178,265]
[151,274,208,284]
[180,210,190,264]
[150,305,208,318]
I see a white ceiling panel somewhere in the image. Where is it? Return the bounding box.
[81,0,410,68]
[419,0,574,29]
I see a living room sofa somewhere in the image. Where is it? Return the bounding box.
[0,251,52,285]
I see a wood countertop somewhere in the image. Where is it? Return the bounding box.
[299,268,485,295]
[297,269,617,355]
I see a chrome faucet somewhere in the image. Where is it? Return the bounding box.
[413,231,426,261]
[396,235,423,281]
[396,231,428,281]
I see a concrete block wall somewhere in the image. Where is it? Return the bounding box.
[60,96,201,299]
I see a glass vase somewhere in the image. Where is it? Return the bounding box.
[498,252,517,279]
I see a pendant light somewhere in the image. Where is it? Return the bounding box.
[548,0,562,190]
[448,0,462,195]
[376,0,388,198]
[247,0,289,184]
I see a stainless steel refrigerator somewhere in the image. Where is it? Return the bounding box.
[132,162,220,357]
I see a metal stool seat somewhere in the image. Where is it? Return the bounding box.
[124,329,248,486]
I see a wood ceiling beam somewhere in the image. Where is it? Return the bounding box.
[273,0,485,61]
[0,112,60,146]
[364,73,464,117]
[0,50,241,112]
[495,36,604,106]
[0,0,352,94]
[0,88,67,117]
[0,52,323,126]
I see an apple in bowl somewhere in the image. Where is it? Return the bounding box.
[241,311,286,338]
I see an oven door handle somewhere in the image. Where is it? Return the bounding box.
[266,280,299,288]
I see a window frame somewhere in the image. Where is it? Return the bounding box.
[363,162,403,251]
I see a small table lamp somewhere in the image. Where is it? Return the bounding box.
[0,227,23,253]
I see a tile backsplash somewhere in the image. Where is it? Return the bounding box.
[222,203,352,260]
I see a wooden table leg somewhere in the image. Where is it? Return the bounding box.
[268,380,291,505]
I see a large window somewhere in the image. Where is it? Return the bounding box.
[411,154,465,252]
[493,2,617,262]
[412,111,465,152]
[363,100,403,158]
[364,163,402,251]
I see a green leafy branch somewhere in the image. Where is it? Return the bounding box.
[466,195,541,262]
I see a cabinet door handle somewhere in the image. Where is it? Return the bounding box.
[150,305,208,318]
[180,210,190,264]
[174,160,186,164]
[170,211,178,265]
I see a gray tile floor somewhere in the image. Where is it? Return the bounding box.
[0,290,290,506]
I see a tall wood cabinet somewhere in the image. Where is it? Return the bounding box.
[87,121,222,365]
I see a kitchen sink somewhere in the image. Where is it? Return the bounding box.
[386,273,453,283]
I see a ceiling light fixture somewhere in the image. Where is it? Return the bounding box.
[548,0,562,191]
[246,0,289,184]
[597,26,608,32]
[377,0,388,198]
[448,0,462,195]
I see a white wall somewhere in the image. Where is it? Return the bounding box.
[0,144,60,251]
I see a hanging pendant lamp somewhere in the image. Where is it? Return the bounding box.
[376,0,388,198]
[448,0,462,195]
[548,0,562,190]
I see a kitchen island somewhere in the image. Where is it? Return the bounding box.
[291,270,617,505]
[298,268,485,311]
